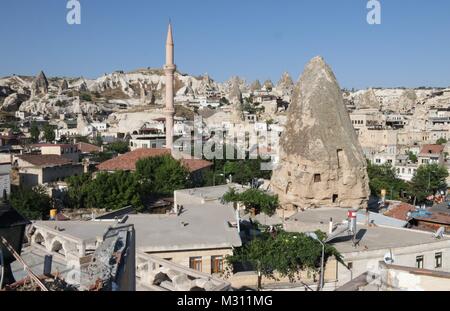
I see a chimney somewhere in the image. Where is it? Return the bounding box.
[347,209,357,234]
[173,191,180,215]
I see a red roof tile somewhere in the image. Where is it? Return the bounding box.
[96,148,212,173]
[419,144,444,155]
[181,158,213,172]
[384,202,417,221]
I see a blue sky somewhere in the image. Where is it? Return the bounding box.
[1,0,449,89]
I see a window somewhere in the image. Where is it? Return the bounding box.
[332,194,338,204]
[211,256,224,274]
[416,255,424,269]
[435,252,442,268]
[314,174,321,183]
[189,257,202,272]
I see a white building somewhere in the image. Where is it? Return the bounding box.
[395,164,418,182]
[199,97,220,109]
[90,122,107,132]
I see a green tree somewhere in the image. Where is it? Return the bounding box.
[92,151,114,163]
[43,123,56,142]
[66,171,143,211]
[436,138,447,145]
[407,151,418,164]
[410,164,449,204]
[10,186,52,220]
[218,158,272,186]
[106,141,130,154]
[136,155,190,197]
[95,134,103,147]
[65,174,92,209]
[66,155,191,211]
[30,122,40,143]
[226,231,341,290]
[222,188,279,216]
[367,162,407,199]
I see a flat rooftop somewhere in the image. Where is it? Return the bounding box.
[175,183,248,201]
[11,246,73,281]
[282,208,449,254]
[33,202,242,253]
[285,208,407,233]
[330,225,450,254]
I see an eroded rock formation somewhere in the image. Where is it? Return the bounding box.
[271,56,369,210]
[357,88,380,110]
[31,71,49,97]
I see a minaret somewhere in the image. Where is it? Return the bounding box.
[164,22,176,151]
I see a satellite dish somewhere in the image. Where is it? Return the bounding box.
[384,251,395,264]
[434,227,445,239]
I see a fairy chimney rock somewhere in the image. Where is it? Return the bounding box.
[270,56,369,210]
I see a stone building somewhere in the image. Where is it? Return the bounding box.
[14,154,83,188]
[271,56,369,210]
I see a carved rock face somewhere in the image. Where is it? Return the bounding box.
[271,56,369,210]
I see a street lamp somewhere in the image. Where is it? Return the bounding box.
[305,232,325,291]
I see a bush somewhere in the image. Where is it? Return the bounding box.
[10,186,52,220]
[80,92,92,102]
[410,164,448,204]
[66,172,143,211]
[367,162,407,199]
[65,155,192,211]
[222,188,279,216]
[436,138,447,145]
[106,141,129,154]
[136,155,190,197]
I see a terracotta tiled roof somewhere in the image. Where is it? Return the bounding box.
[384,203,417,221]
[419,144,444,155]
[77,142,101,154]
[96,148,212,173]
[181,158,213,172]
[17,154,73,167]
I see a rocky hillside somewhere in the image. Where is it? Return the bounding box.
[0,69,224,116]
[344,87,450,114]
[1,68,448,118]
